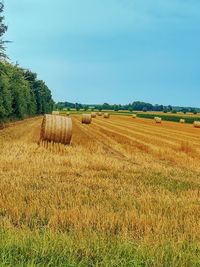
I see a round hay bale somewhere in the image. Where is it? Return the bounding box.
[104,113,110,118]
[132,114,137,119]
[180,119,185,123]
[40,114,72,145]
[194,121,200,128]
[154,117,162,123]
[91,112,97,118]
[52,111,60,115]
[98,112,102,116]
[66,112,70,116]
[82,114,92,124]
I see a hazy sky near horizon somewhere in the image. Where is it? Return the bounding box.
[4,0,200,106]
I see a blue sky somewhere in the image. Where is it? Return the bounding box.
[4,0,200,106]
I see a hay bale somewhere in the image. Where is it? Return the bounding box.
[132,114,137,118]
[91,112,97,118]
[194,121,200,128]
[82,114,92,124]
[66,112,70,116]
[40,114,72,145]
[98,112,102,116]
[52,111,60,115]
[180,119,185,123]
[154,117,162,123]
[104,113,110,118]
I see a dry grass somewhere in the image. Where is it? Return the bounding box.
[0,115,200,266]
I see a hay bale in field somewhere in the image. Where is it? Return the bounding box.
[154,117,162,123]
[52,111,60,115]
[104,113,110,118]
[194,121,200,128]
[40,114,72,145]
[82,114,92,124]
[66,112,70,116]
[98,112,102,116]
[91,112,97,118]
[180,119,185,123]
[132,114,137,118]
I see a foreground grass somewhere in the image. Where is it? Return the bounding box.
[0,229,200,267]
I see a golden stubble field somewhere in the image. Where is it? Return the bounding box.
[0,114,200,266]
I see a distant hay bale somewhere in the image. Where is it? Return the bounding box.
[52,111,60,115]
[66,112,70,116]
[194,121,200,128]
[40,114,72,145]
[98,112,102,116]
[154,117,162,123]
[104,113,110,118]
[91,112,97,118]
[132,114,137,118]
[82,114,92,124]
[180,119,185,123]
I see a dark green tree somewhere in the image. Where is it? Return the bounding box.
[22,69,54,114]
[113,104,119,112]
[0,64,12,119]
[9,67,32,118]
[84,105,89,111]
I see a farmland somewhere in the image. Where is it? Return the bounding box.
[0,114,200,266]
[59,110,200,124]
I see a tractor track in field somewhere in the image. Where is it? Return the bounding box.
[71,115,200,159]
[100,116,200,145]
[71,116,200,170]
[94,117,200,153]
[72,117,130,160]
[93,118,179,151]
[112,116,200,140]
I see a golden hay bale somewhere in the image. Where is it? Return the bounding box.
[98,112,102,116]
[40,114,72,145]
[52,111,60,115]
[154,117,162,123]
[66,112,70,116]
[180,119,185,123]
[91,112,97,118]
[194,121,200,128]
[103,113,110,118]
[82,114,92,124]
[132,114,137,118]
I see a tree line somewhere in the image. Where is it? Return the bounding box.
[0,2,54,125]
[56,101,199,114]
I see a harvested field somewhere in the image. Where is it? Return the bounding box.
[0,115,200,266]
